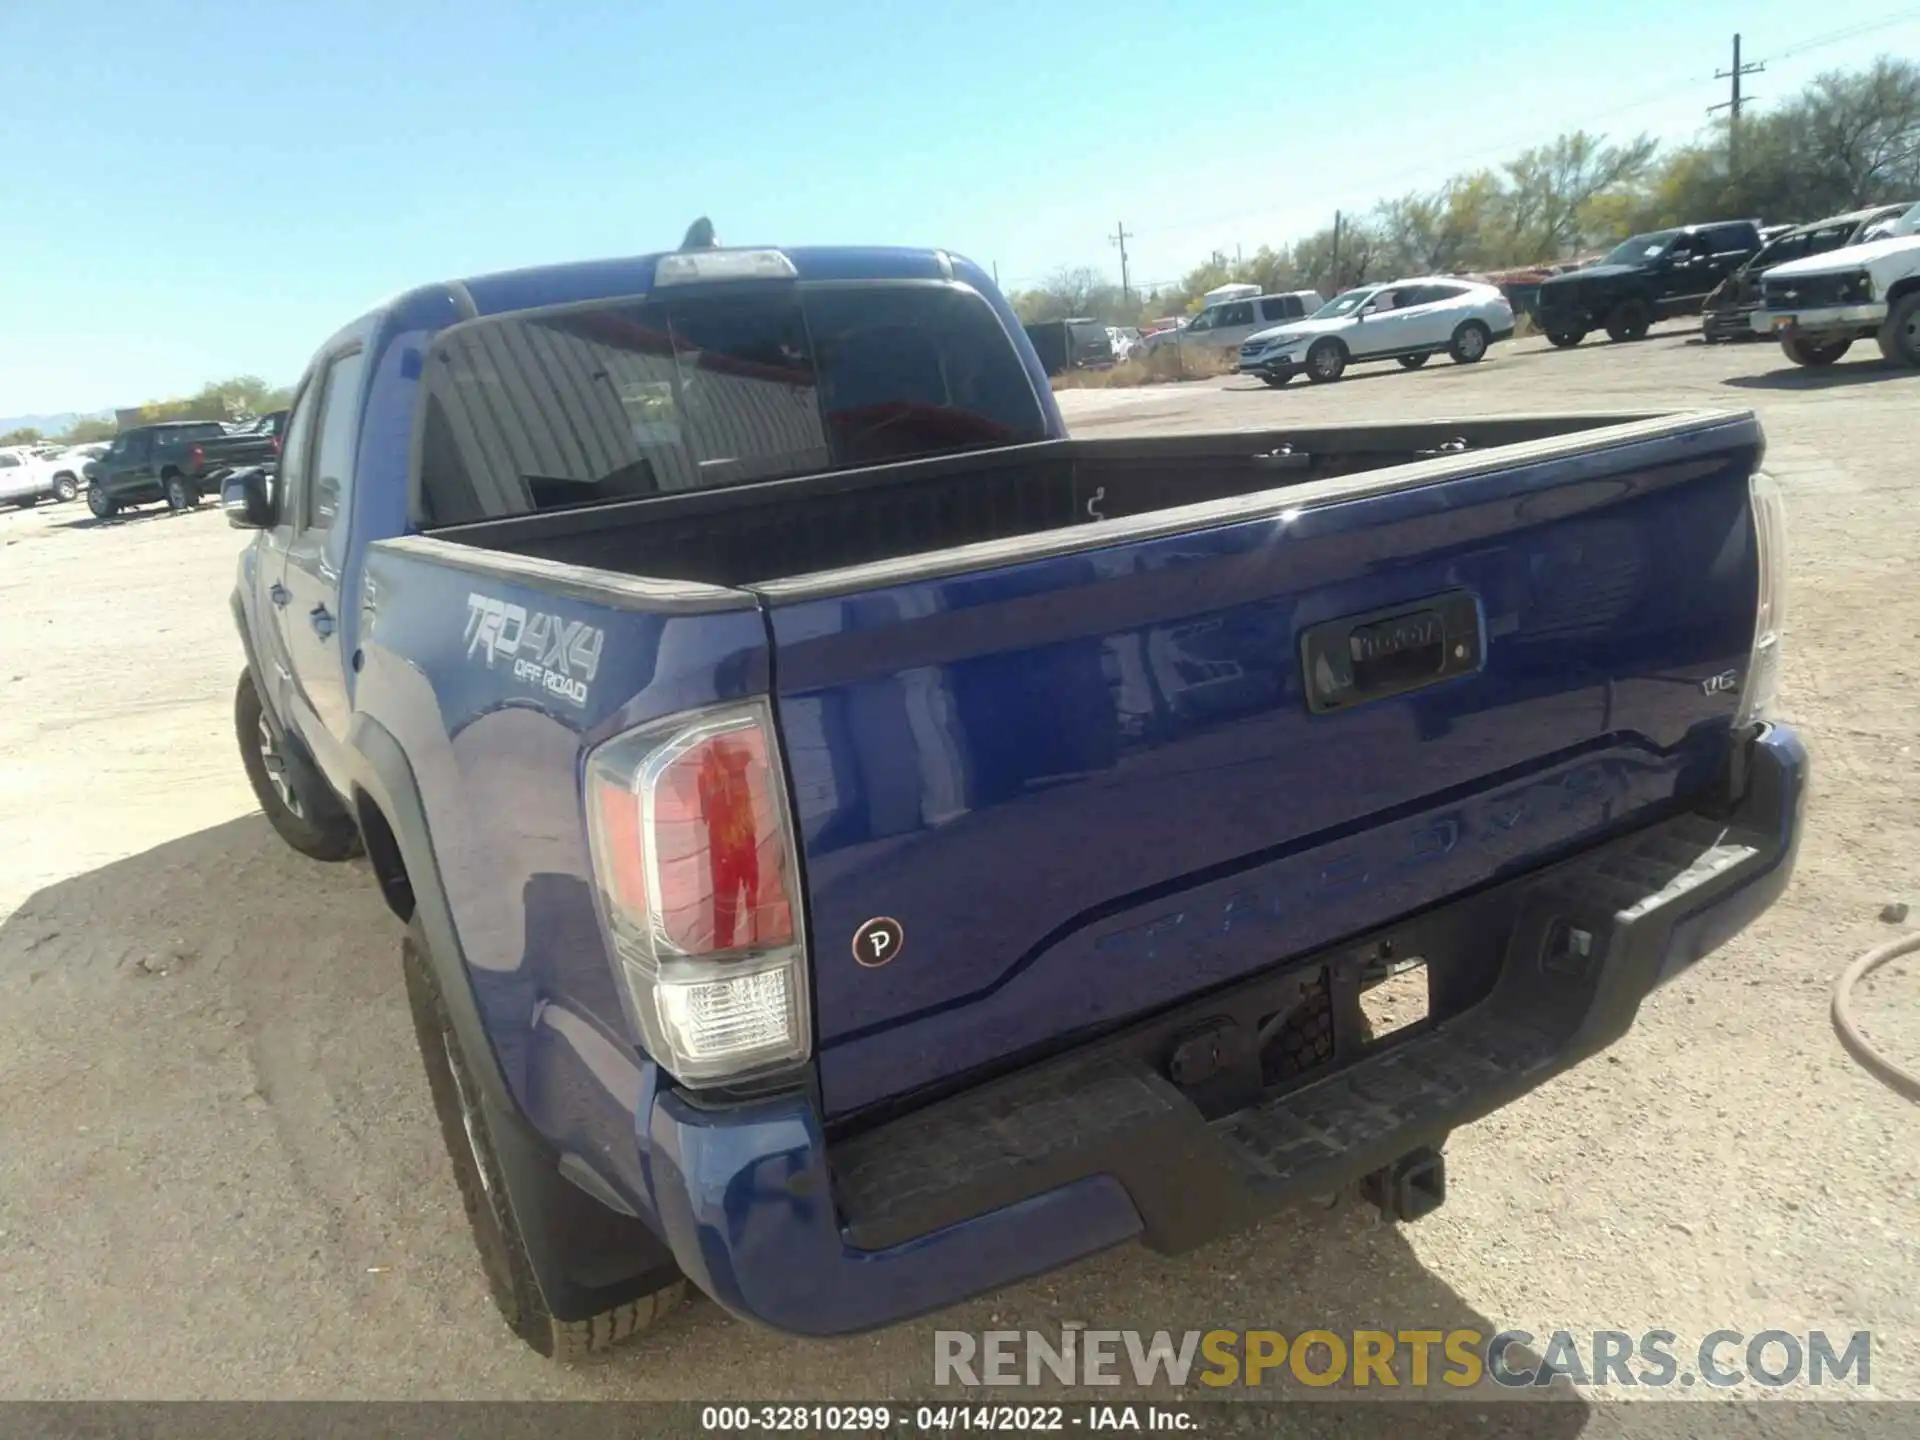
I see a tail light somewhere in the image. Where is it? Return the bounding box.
[188,444,204,472]
[584,699,809,1085]
[1734,470,1787,730]
[272,433,282,455]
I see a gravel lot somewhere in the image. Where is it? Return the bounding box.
[1,324,1915,1411]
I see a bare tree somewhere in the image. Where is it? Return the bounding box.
[1374,172,1504,275]
[1503,131,1658,260]
[1014,266,1121,322]
[1788,57,1920,205]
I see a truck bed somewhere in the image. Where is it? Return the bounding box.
[417,413,1660,591]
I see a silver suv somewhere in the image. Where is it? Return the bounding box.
[1138,290,1326,359]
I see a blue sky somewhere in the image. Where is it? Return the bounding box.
[3,0,1918,416]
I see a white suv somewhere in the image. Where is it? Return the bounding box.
[1237,277,1515,386]
[1755,200,1920,367]
[1137,290,1326,359]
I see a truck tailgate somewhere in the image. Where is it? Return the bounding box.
[760,419,1764,1121]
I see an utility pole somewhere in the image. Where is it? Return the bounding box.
[1109,221,1134,306]
[992,261,1000,288]
[1709,33,1765,174]
[1331,210,1343,290]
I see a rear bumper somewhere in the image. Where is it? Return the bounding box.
[640,723,1806,1337]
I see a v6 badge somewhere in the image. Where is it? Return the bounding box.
[852,917,905,968]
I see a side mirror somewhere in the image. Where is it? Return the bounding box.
[222,467,275,529]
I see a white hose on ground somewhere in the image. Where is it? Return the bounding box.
[1831,930,1920,1103]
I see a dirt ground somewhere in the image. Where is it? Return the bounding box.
[1,324,1915,1411]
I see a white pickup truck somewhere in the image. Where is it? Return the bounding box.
[1755,200,1920,367]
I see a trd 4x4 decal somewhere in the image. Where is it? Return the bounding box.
[463,593,605,708]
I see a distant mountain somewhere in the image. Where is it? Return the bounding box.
[0,409,114,436]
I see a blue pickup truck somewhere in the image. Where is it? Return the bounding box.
[224,242,1804,1361]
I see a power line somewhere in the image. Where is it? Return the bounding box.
[1709,32,1767,173]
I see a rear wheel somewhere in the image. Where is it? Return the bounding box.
[53,473,78,502]
[164,473,200,512]
[1397,354,1430,370]
[1305,339,1347,384]
[1448,321,1491,364]
[1878,293,1920,367]
[1545,329,1585,349]
[85,481,117,519]
[1260,372,1294,388]
[1604,301,1651,343]
[403,920,685,1360]
[234,669,361,860]
[1781,335,1852,368]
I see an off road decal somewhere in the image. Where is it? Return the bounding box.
[463,593,604,708]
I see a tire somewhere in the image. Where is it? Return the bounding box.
[1397,354,1431,370]
[1604,301,1651,343]
[1781,335,1853,368]
[1545,329,1586,349]
[1260,981,1335,1086]
[11,497,36,510]
[85,481,117,519]
[403,920,684,1360]
[164,473,200,512]
[1304,339,1347,384]
[53,473,78,502]
[1448,321,1491,364]
[233,669,362,861]
[1260,372,1294,388]
[1878,293,1920,367]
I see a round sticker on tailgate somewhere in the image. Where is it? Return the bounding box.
[852,917,904,968]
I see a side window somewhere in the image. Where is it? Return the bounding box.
[1186,309,1216,332]
[125,432,152,462]
[275,377,322,525]
[1258,297,1289,322]
[0,454,19,470]
[306,349,365,533]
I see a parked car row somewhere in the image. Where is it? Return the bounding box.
[1756,200,1920,368]
[1701,204,1912,343]
[0,412,289,520]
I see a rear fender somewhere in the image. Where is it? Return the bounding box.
[348,714,680,1320]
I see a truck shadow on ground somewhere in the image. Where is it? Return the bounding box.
[1723,361,1916,390]
[0,816,1590,1425]
[49,507,214,532]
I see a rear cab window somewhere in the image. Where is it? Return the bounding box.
[418,282,1047,524]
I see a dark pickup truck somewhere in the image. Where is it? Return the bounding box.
[84,420,229,517]
[85,414,287,518]
[222,241,1804,1361]
[1537,219,1765,346]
